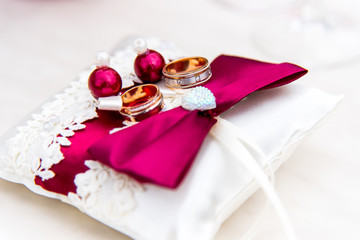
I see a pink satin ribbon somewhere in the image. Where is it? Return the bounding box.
[88,55,307,188]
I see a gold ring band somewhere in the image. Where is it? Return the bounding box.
[162,57,212,89]
[120,84,163,122]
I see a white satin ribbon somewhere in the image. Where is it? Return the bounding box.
[210,117,297,240]
[97,95,123,111]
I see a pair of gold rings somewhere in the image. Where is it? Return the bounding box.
[122,57,211,121]
[97,57,212,121]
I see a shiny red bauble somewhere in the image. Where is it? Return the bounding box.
[134,49,165,83]
[88,66,122,98]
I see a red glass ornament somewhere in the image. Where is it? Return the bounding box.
[88,66,122,98]
[134,49,165,83]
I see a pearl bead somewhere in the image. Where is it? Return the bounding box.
[133,38,148,55]
[95,51,111,67]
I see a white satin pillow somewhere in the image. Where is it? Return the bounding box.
[0,39,342,240]
[0,84,341,240]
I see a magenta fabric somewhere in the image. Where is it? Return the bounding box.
[207,56,308,115]
[88,55,307,189]
[35,111,124,195]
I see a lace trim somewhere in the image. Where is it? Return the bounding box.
[0,78,97,181]
[0,37,186,184]
[67,161,144,220]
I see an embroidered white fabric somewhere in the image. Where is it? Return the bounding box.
[0,79,97,182]
[0,38,342,240]
[0,38,185,183]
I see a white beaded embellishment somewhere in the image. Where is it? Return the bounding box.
[181,86,216,111]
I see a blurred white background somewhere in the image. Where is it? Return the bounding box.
[0,0,359,239]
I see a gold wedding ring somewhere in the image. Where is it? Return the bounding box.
[162,57,212,89]
[120,84,163,122]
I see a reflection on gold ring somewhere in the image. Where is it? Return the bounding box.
[120,84,163,122]
[162,57,212,89]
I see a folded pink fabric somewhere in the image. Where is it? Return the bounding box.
[88,55,307,188]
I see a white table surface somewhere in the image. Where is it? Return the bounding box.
[0,0,359,239]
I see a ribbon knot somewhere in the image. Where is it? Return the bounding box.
[88,55,307,189]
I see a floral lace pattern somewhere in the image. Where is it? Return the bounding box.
[0,37,185,183]
[0,78,97,181]
[0,38,186,218]
[67,161,144,220]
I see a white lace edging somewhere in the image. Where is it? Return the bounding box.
[0,37,185,222]
[67,160,144,222]
[0,37,186,183]
[0,77,98,182]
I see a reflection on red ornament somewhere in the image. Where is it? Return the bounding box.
[88,66,122,98]
[134,49,165,83]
